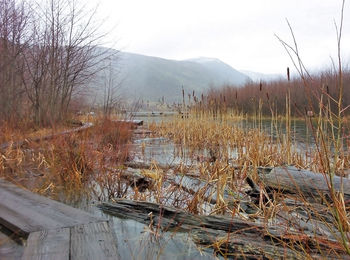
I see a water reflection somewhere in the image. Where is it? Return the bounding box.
[84,204,216,259]
[109,218,214,259]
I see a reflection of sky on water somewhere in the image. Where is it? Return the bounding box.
[84,205,217,260]
[109,217,215,260]
[135,115,350,165]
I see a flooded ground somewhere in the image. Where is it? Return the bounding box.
[1,113,349,259]
[0,115,220,260]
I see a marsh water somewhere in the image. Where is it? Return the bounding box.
[1,114,348,259]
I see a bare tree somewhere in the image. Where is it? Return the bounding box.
[0,0,29,123]
[22,0,106,125]
[102,56,123,117]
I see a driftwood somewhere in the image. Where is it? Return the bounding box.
[170,175,218,204]
[99,199,345,259]
[257,167,350,202]
[170,175,250,210]
[114,167,155,192]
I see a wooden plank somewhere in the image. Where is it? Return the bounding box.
[70,221,118,260]
[0,179,105,235]
[22,228,70,260]
[0,203,49,237]
[0,180,119,259]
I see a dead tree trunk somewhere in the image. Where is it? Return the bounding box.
[99,199,346,259]
[257,167,350,202]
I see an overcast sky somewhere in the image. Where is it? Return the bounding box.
[93,0,350,75]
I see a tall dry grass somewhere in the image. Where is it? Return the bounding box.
[0,116,134,203]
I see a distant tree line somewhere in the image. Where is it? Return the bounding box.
[203,69,350,118]
[0,0,105,126]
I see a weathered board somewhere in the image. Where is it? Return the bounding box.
[0,179,103,236]
[0,179,119,260]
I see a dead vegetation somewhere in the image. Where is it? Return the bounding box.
[0,116,134,202]
[0,0,349,258]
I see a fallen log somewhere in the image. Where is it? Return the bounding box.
[191,228,309,259]
[170,175,250,210]
[98,199,346,258]
[170,175,218,204]
[113,167,155,192]
[99,200,273,234]
[125,162,255,212]
[258,167,350,202]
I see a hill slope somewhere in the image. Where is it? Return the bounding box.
[90,49,250,103]
[240,70,283,82]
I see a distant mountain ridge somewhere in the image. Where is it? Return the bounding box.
[90,49,251,103]
[240,70,283,82]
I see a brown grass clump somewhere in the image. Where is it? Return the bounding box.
[0,116,135,203]
[39,134,94,199]
[150,116,316,169]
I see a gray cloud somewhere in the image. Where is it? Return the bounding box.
[96,0,350,74]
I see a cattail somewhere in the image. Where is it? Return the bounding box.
[266,92,270,100]
[235,91,238,100]
[287,67,290,81]
[259,81,262,91]
[326,85,329,95]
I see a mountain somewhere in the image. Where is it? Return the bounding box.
[240,70,283,83]
[89,49,250,104]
